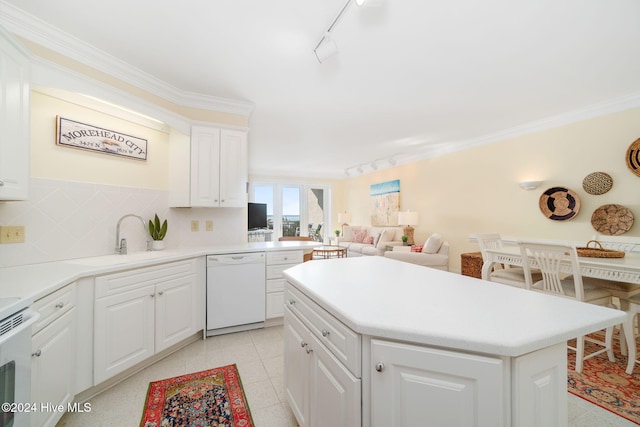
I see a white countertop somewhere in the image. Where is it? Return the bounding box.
[283,256,627,357]
[0,241,318,302]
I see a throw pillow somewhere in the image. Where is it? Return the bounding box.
[411,244,424,252]
[363,236,374,244]
[422,233,443,254]
[373,233,382,247]
[352,229,367,243]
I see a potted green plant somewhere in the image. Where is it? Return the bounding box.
[401,235,409,246]
[148,214,168,250]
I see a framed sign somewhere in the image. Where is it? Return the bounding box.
[56,116,148,160]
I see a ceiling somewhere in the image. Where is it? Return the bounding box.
[3,0,640,178]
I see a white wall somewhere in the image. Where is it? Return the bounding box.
[0,90,246,267]
[335,107,640,273]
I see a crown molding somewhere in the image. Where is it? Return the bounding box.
[0,0,254,117]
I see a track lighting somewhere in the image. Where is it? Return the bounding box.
[314,34,339,63]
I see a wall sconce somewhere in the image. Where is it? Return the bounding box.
[519,180,542,191]
[397,210,418,245]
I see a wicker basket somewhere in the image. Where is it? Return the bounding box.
[576,240,625,258]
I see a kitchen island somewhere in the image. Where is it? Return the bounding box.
[283,256,626,427]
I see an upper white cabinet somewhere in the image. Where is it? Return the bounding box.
[170,125,248,207]
[0,25,30,201]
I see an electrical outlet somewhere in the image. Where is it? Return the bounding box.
[205,220,213,231]
[191,220,199,232]
[0,226,25,244]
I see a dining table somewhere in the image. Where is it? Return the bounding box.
[482,243,640,373]
[482,245,640,294]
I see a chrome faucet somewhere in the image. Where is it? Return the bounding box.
[115,214,149,254]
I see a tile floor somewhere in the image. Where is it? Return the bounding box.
[58,325,636,427]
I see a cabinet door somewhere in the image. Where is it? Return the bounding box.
[284,308,310,426]
[0,26,29,201]
[190,126,221,207]
[219,129,247,207]
[308,332,361,427]
[31,308,76,427]
[94,286,155,384]
[370,339,505,427]
[155,274,197,352]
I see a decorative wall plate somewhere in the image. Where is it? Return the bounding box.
[591,204,634,235]
[538,187,581,221]
[582,172,613,195]
[626,137,640,177]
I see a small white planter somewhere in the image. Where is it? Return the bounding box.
[151,240,165,251]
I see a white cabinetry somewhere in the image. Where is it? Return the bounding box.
[93,259,202,384]
[284,285,361,427]
[266,250,303,319]
[0,25,30,200]
[370,339,505,427]
[189,125,248,207]
[31,283,77,427]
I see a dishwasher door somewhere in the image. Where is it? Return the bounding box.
[206,252,266,335]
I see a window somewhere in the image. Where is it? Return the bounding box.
[250,181,332,241]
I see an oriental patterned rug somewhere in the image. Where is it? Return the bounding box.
[140,364,254,427]
[567,334,640,424]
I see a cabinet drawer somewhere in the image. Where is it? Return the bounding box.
[267,263,296,280]
[267,278,286,293]
[285,284,361,377]
[32,282,77,335]
[267,250,303,265]
[95,258,197,298]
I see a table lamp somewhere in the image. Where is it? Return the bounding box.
[397,211,418,245]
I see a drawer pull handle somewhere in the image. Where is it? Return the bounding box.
[305,346,313,354]
[300,341,307,348]
[55,302,64,309]
[375,362,385,373]
[150,294,155,298]
[32,350,42,357]
[158,291,164,296]
[288,299,296,305]
[321,329,330,337]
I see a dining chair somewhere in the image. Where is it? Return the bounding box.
[518,241,617,373]
[474,233,540,288]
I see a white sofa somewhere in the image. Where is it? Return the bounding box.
[384,233,449,271]
[338,225,404,256]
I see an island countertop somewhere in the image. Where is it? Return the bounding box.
[283,256,626,357]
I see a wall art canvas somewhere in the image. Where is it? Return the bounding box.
[370,179,400,226]
[56,116,148,160]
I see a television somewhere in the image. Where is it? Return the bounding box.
[248,202,268,230]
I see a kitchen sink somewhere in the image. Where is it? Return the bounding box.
[65,251,177,267]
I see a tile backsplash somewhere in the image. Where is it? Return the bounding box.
[0,178,245,267]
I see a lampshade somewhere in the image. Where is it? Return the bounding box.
[397,211,418,226]
[338,212,352,224]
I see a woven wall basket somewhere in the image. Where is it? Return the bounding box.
[626,137,640,177]
[582,172,613,195]
[591,204,634,235]
[539,187,581,221]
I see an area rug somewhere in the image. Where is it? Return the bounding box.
[567,334,640,424]
[140,364,254,427]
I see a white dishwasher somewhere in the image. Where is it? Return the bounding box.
[206,252,266,336]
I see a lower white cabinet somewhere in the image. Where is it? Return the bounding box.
[266,250,303,319]
[370,339,505,427]
[284,307,361,427]
[31,283,77,427]
[94,259,201,384]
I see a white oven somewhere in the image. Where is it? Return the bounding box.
[0,298,38,427]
